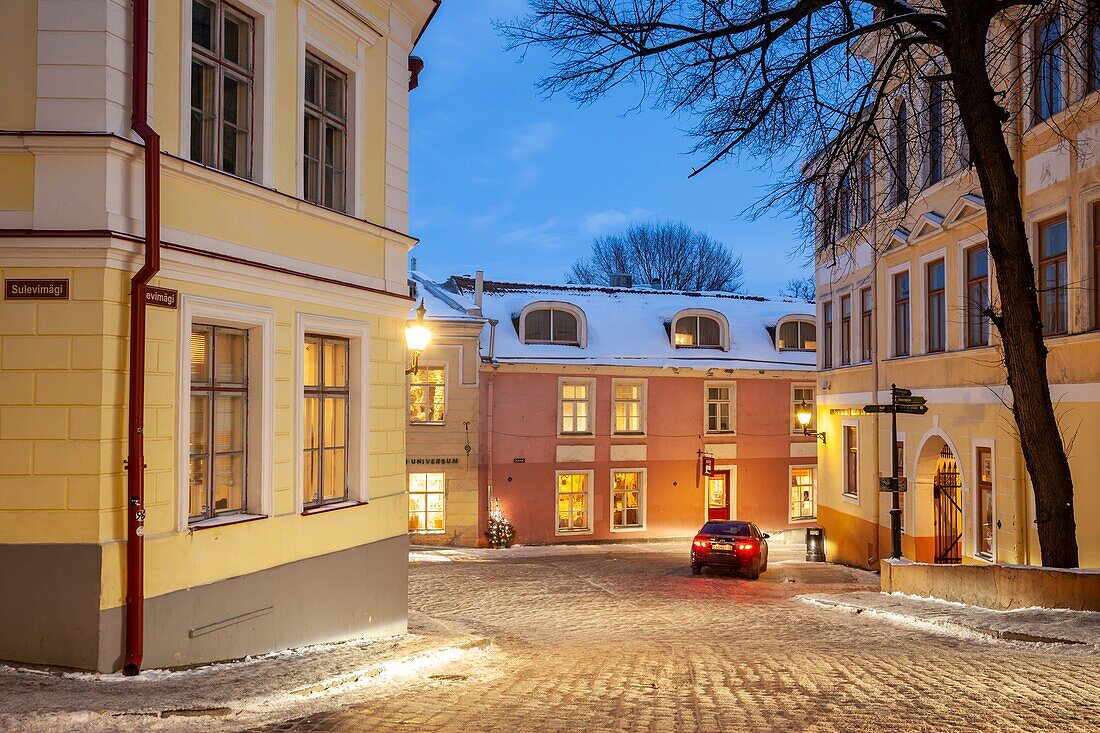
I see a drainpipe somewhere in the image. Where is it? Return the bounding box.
[123,0,160,676]
[871,272,882,564]
[485,367,496,541]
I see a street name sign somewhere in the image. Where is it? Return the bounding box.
[863,404,893,413]
[5,279,69,300]
[894,404,929,415]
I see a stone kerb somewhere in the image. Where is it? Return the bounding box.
[881,559,1100,611]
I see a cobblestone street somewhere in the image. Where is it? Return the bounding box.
[262,543,1099,733]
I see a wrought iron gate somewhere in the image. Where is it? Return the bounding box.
[933,446,962,564]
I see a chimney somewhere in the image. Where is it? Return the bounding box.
[650,277,662,289]
[472,270,484,316]
[610,273,633,289]
[410,257,418,272]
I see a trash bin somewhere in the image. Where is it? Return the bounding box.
[805,527,826,562]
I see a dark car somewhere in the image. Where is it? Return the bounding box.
[690,521,770,579]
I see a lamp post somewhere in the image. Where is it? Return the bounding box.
[405,300,431,375]
[795,399,826,443]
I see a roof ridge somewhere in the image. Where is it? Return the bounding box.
[448,275,805,303]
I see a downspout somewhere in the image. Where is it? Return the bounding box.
[871,271,882,564]
[123,0,160,676]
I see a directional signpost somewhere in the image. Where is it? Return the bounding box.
[864,384,930,560]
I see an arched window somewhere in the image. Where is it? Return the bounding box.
[520,303,586,346]
[672,310,728,350]
[777,318,817,351]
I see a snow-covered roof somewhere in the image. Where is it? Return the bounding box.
[409,271,483,323]
[427,275,815,371]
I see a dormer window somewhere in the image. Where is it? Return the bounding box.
[671,310,729,350]
[776,317,817,351]
[519,302,587,346]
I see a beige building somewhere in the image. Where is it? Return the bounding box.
[814,13,1100,569]
[404,271,486,547]
[0,0,437,672]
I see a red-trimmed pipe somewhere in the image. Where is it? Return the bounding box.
[123,0,160,677]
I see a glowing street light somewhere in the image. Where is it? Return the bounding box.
[796,399,826,444]
[405,299,431,375]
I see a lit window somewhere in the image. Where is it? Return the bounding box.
[560,381,592,434]
[976,448,994,559]
[525,308,580,345]
[409,367,445,424]
[557,473,590,531]
[705,383,735,433]
[790,468,816,521]
[304,54,348,211]
[927,259,946,353]
[302,336,349,508]
[189,324,248,521]
[1033,16,1064,122]
[843,426,858,498]
[966,246,990,347]
[191,0,254,178]
[777,320,816,350]
[408,472,445,533]
[613,382,644,434]
[791,385,815,433]
[612,471,643,529]
[674,314,722,348]
[1038,218,1068,336]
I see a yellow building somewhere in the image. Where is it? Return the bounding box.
[404,271,486,547]
[815,16,1100,570]
[0,0,437,672]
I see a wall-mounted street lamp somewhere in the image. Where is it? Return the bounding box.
[795,400,826,444]
[405,300,431,375]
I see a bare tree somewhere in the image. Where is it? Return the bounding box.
[780,276,816,301]
[501,1,1100,567]
[568,221,746,291]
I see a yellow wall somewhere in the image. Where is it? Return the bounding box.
[0,0,36,130]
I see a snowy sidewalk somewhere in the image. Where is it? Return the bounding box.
[800,591,1100,648]
[0,611,490,733]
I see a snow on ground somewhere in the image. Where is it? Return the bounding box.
[800,591,1100,650]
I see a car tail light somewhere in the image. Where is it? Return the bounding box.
[692,535,709,549]
[736,541,756,552]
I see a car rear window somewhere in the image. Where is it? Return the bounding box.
[702,521,751,537]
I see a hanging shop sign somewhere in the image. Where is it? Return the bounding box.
[5,279,69,300]
[701,455,716,477]
[407,457,460,465]
[513,458,526,463]
[145,286,178,308]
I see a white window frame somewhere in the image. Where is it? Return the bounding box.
[609,467,647,533]
[408,471,446,534]
[294,313,371,514]
[790,382,816,436]
[788,465,817,523]
[177,296,275,530]
[519,301,588,347]
[703,381,736,434]
[555,469,594,536]
[558,377,596,436]
[296,6,373,218]
[887,262,912,358]
[918,247,949,354]
[972,438,997,563]
[841,419,860,504]
[408,362,447,426]
[775,314,817,351]
[670,308,730,351]
[179,0,276,186]
[610,378,646,435]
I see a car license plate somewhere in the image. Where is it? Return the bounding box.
[711,542,732,551]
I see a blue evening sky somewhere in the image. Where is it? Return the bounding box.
[408,0,812,297]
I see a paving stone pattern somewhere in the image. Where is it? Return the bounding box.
[262,544,1099,733]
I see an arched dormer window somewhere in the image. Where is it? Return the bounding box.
[671,309,729,350]
[776,315,817,351]
[519,302,587,346]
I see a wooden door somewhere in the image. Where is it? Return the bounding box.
[707,471,730,521]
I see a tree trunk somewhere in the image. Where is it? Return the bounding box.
[944,8,1078,567]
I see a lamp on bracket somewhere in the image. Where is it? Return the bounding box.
[795,399,826,444]
[405,299,431,375]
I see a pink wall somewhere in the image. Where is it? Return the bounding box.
[481,370,818,545]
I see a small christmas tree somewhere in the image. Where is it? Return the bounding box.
[485,499,516,548]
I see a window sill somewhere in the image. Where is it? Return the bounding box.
[559,432,594,438]
[974,552,995,564]
[788,517,818,524]
[410,421,446,427]
[409,529,447,535]
[840,492,860,506]
[610,525,646,533]
[705,431,736,436]
[612,432,646,438]
[302,500,365,516]
[555,528,594,536]
[189,513,267,531]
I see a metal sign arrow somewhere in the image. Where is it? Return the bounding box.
[891,386,912,398]
[895,395,927,406]
[894,404,929,415]
[863,404,893,413]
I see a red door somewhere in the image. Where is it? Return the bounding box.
[707,471,730,521]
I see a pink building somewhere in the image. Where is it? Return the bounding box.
[420,275,819,545]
